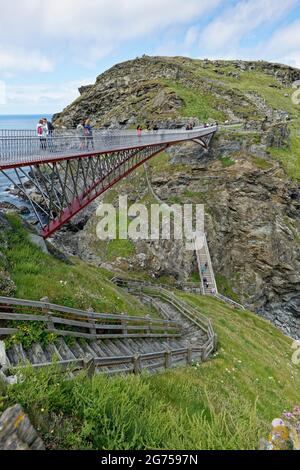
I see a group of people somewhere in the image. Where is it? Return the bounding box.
[36,117,94,152]
[36,118,55,150]
[136,124,159,136]
[200,262,216,294]
[35,118,216,153]
[186,122,196,130]
[201,262,209,289]
[76,119,94,150]
[204,122,218,128]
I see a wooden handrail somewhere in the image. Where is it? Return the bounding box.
[112,278,216,361]
[0,294,182,341]
[0,295,178,325]
[6,345,206,377]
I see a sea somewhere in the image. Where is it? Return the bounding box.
[0,114,52,208]
[0,114,52,130]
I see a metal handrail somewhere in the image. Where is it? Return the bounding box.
[202,234,218,293]
[0,126,217,169]
[214,293,246,310]
[195,247,206,295]
[0,125,217,138]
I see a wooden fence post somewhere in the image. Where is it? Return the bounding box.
[201,347,207,362]
[164,350,172,369]
[213,333,218,352]
[40,297,55,331]
[187,347,193,365]
[132,354,141,375]
[121,313,128,336]
[83,356,96,378]
[87,307,97,338]
[145,314,151,336]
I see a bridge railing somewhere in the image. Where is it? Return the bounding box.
[0,126,217,168]
[0,125,216,139]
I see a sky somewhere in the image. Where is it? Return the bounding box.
[0,0,300,115]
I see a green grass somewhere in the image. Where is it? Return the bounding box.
[268,131,300,180]
[165,61,300,180]
[0,215,154,347]
[219,156,236,168]
[189,271,200,282]
[251,156,273,170]
[215,274,240,303]
[106,239,135,261]
[161,79,225,122]
[2,292,299,450]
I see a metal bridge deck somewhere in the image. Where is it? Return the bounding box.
[0,126,217,169]
[0,125,217,237]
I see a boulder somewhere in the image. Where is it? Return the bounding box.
[0,405,45,450]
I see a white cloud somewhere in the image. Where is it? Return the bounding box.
[0,81,6,105]
[184,26,200,48]
[0,0,222,71]
[0,48,54,73]
[262,20,300,67]
[200,0,297,53]
[0,78,95,113]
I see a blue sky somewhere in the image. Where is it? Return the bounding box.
[0,0,299,115]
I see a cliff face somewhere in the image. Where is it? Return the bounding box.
[53,56,300,339]
[54,56,300,129]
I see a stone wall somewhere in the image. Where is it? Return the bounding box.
[0,404,45,450]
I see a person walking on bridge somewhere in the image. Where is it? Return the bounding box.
[137,125,142,138]
[37,119,47,150]
[44,118,55,152]
[77,121,85,150]
[84,119,94,150]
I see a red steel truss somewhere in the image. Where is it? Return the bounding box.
[0,128,216,238]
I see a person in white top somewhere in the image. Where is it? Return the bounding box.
[77,120,85,149]
[37,119,47,150]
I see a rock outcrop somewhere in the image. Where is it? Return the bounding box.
[54,56,300,129]
[52,56,300,339]
[0,404,45,450]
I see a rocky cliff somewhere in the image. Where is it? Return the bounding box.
[53,56,300,339]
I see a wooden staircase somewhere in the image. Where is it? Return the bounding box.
[0,286,216,378]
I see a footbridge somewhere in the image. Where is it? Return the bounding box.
[0,126,217,238]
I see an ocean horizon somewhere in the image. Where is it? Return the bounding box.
[0,114,53,130]
[0,114,52,206]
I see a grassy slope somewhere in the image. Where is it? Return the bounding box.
[2,291,299,450]
[0,216,299,449]
[1,215,151,318]
[161,60,300,180]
